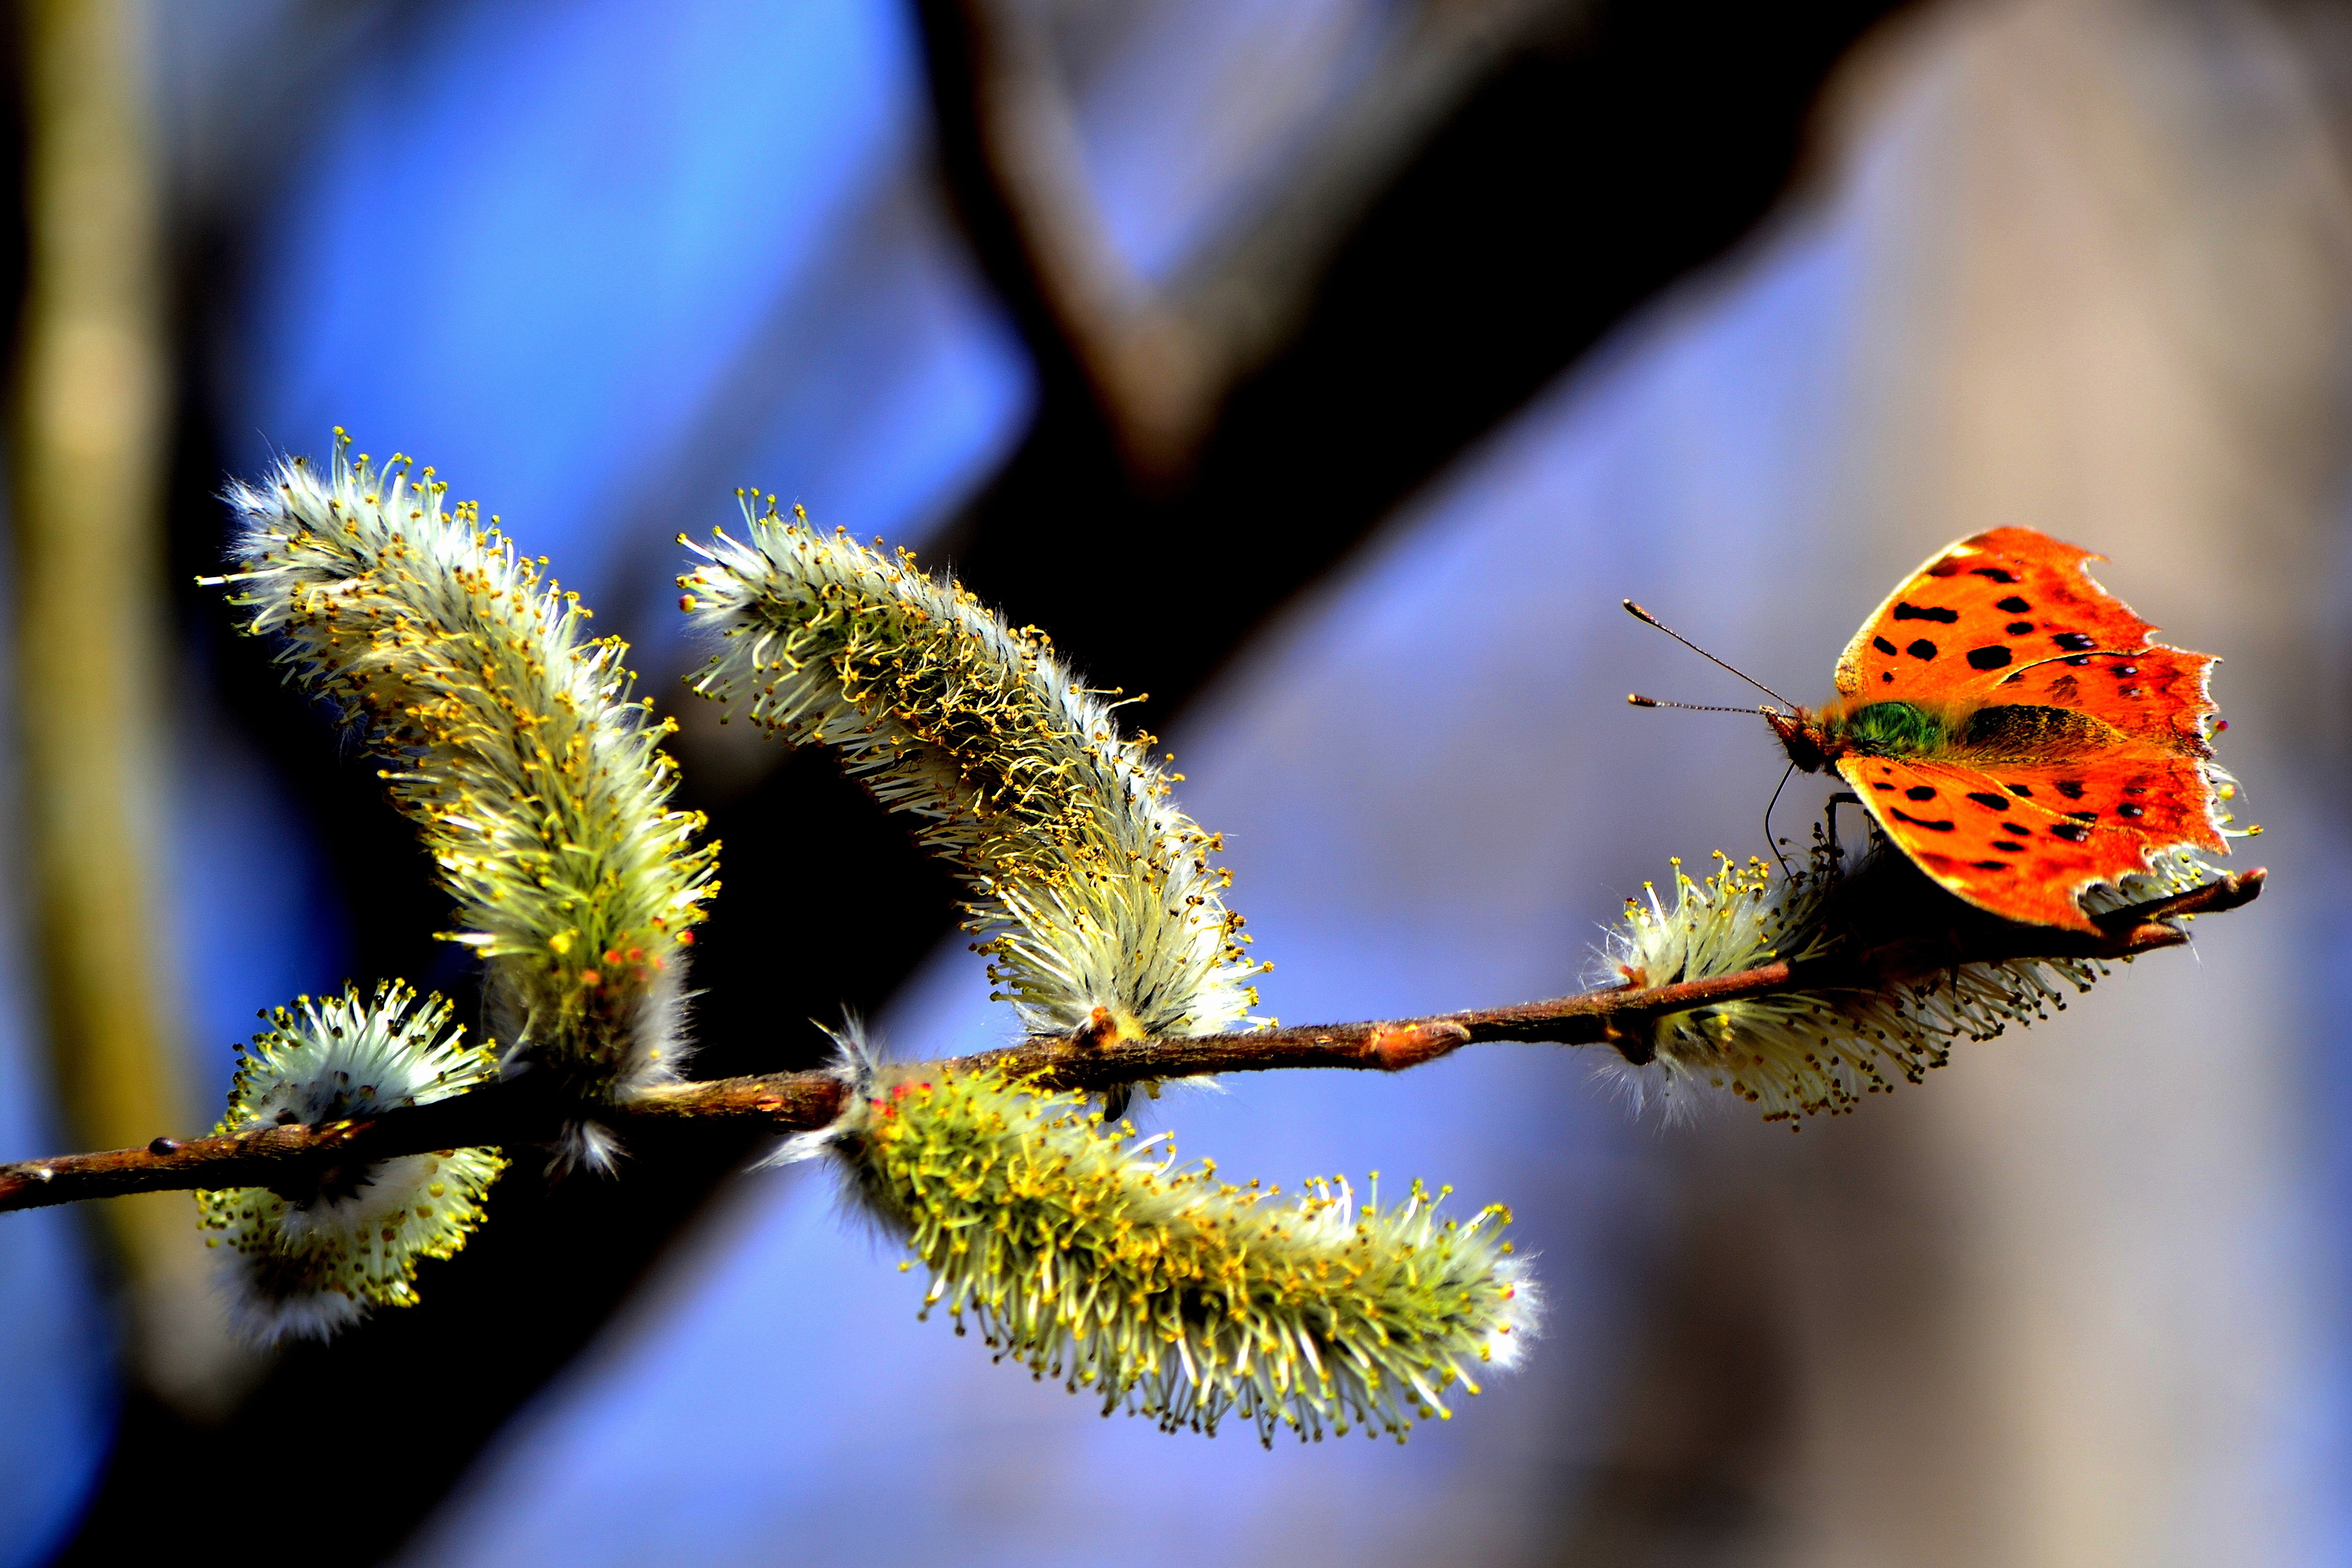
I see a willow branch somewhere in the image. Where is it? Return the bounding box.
[0,869,2262,1215]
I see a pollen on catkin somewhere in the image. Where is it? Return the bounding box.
[197,982,506,1343]
[677,499,1268,1044]
[211,436,718,1120]
[1597,838,2218,1122]
[799,1041,1539,1446]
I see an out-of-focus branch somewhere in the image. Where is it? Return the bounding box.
[11,0,252,1409]
[0,868,2262,1215]
[919,0,1587,482]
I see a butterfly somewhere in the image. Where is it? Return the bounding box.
[1632,527,2235,932]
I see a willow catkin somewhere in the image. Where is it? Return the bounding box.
[679,501,1267,1048]
[791,1038,1539,1446]
[1597,839,2220,1121]
[198,982,504,1342]
[213,437,717,1140]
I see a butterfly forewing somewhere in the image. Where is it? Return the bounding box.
[1833,527,2218,754]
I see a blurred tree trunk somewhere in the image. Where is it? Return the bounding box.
[12,0,247,1415]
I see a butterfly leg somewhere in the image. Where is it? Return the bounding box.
[1823,790,1865,871]
[1765,761,1799,881]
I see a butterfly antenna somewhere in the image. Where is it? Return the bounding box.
[1622,600,1797,711]
[1627,694,1775,714]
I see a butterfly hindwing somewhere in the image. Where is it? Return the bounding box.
[1836,750,2224,932]
[1832,527,2217,755]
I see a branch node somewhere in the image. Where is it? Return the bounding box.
[1366,1021,1471,1071]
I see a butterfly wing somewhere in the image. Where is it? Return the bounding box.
[1833,527,2217,755]
[1835,749,2226,931]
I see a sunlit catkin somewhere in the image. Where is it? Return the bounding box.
[1599,840,2217,1121]
[197,982,504,1342]
[212,437,718,1130]
[678,500,1267,1045]
[800,1046,1539,1445]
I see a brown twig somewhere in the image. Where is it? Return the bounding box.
[0,868,2262,1216]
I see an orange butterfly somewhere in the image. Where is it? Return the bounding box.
[1635,527,2235,932]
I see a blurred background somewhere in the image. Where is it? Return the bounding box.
[1,0,2347,1562]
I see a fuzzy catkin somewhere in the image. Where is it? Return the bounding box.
[214,438,717,1106]
[817,1058,1539,1446]
[198,982,505,1342]
[1598,842,2216,1121]
[678,500,1268,1043]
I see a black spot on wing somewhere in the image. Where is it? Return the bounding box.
[1991,840,2025,851]
[1894,602,1960,623]
[2065,811,2098,822]
[2054,779,2086,799]
[1905,786,1937,801]
[2006,621,2035,635]
[2118,803,2144,819]
[2006,783,2032,796]
[2051,632,2096,651]
[1907,639,1938,660]
[2049,821,2092,843]
[1970,860,2011,870]
[1881,671,1894,683]
[1925,558,1962,577]
[1871,782,1894,792]
[1889,808,1955,832]
[1966,646,2012,670]
[1966,792,2010,811]
[1997,596,2030,614]
[1872,635,1897,655]
[1970,567,2020,583]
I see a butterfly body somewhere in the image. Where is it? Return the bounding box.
[1765,527,2231,933]
[1771,697,2125,772]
